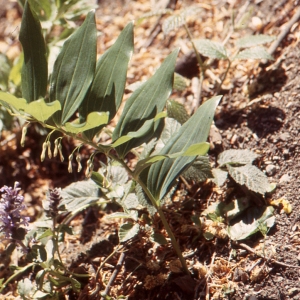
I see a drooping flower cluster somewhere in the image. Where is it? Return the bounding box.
[0,182,30,239]
[45,188,62,218]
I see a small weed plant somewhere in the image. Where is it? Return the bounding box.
[0,1,277,298]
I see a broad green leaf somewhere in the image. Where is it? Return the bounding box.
[183,156,213,183]
[0,54,11,91]
[212,168,228,187]
[0,91,61,122]
[218,149,258,167]
[166,99,189,124]
[228,206,275,240]
[151,233,168,245]
[112,49,179,158]
[111,112,166,148]
[50,10,97,125]
[26,0,53,20]
[235,46,273,60]
[193,39,228,60]
[134,142,209,176]
[20,1,48,102]
[80,22,134,140]
[152,118,181,155]
[0,92,27,111]
[64,111,109,134]
[145,96,221,201]
[25,99,61,121]
[227,164,271,195]
[9,54,23,86]
[118,222,140,242]
[236,35,275,48]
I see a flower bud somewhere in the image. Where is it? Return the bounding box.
[53,139,59,157]
[41,142,47,161]
[47,141,52,159]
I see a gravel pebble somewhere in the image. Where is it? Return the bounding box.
[266,164,276,176]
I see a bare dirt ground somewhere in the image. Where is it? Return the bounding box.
[0,0,300,299]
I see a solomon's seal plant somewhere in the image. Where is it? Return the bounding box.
[0,1,220,281]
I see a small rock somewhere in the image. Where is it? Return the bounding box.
[288,288,299,296]
[278,133,290,141]
[279,174,291,183]
[266,165,276,176]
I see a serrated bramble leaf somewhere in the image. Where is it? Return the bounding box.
[145,96,221,201]
[162,7,201,35]
[212,168,228,187]
[112,49,179,158]
[194,39,228,60]
[218,149,258,167]
[235,46,273,60]
[183,156,213,183]
[166,100,189,124]
[137,8,173,25]
[226,164,271,195]
[64,111,109,134]
[173,72,190,91]
[236,35,275,48]
[20,1,48,102]
[80,22,134,140]
[50,10,97,125]
[118,222,139,242]
[59,179,100,212]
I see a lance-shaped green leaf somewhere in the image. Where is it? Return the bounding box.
[134,142,209,176]
[64,111,109,134]
[0,91,61,122]
[111,112,166,148]
[145,96,221,201]
[113,49,179,158]
[80,22,134,140]
[19,1,48,102]
[49,10,97,125]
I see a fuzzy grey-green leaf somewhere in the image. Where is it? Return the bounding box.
[227,164,271,195]
[194,39,228,60]
[236,35,275,48]
[235,46,273,60]
[218,149,258,167]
